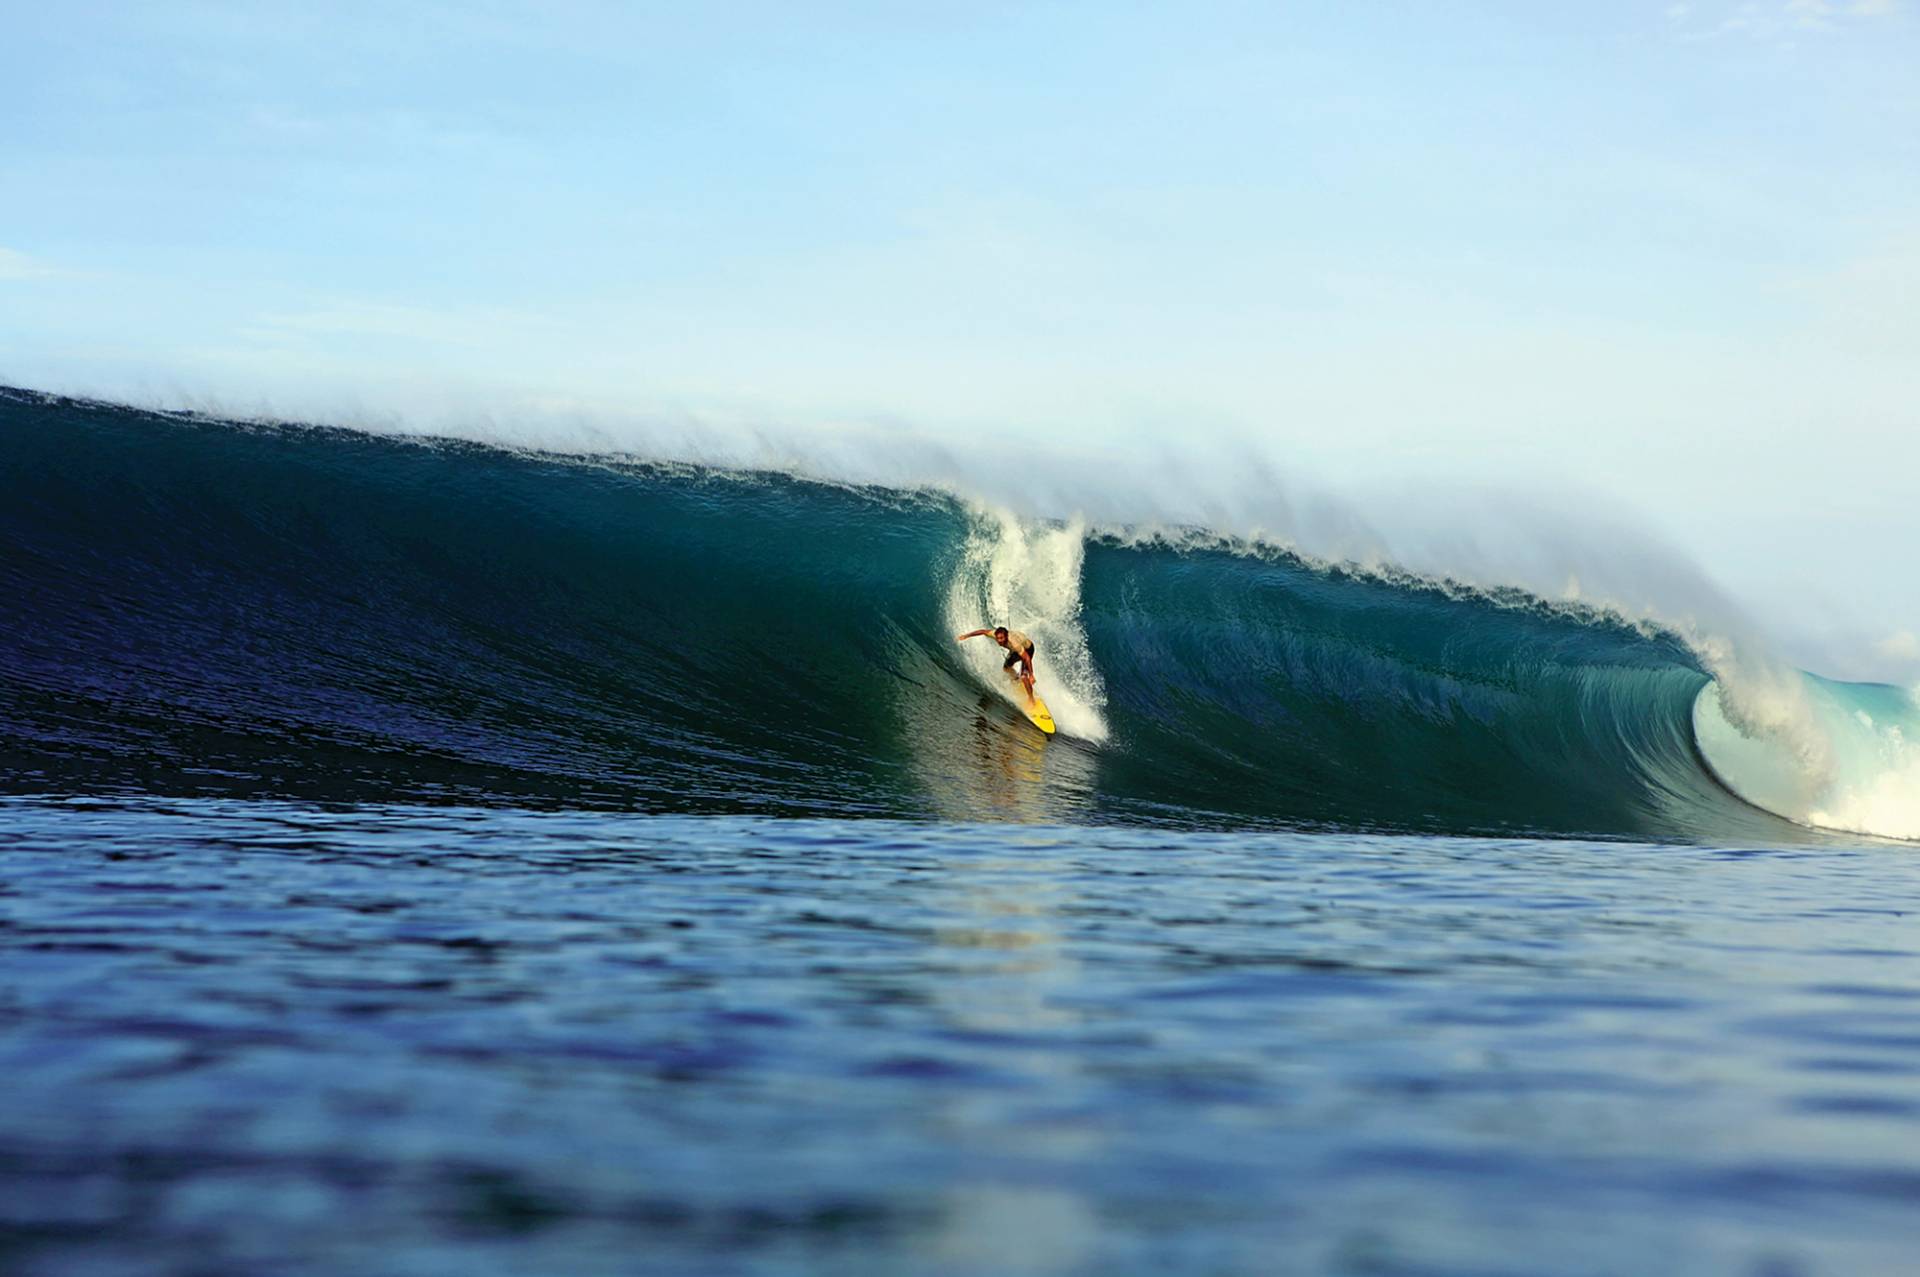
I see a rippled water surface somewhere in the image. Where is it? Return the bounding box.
[4,798,1919,1275]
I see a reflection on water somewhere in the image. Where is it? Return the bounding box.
[897,681,1100,823]
[932,1185,1097,1274]
[927,839,1085,1054]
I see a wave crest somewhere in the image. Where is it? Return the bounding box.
[2,388,1909,842]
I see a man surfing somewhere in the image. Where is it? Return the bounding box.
[956,625,1038,705]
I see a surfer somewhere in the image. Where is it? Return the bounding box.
[956,625,1037,704]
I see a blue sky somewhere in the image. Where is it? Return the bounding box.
[3,1,1917,669]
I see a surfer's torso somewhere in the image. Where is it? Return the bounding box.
[1001,630,1035,671]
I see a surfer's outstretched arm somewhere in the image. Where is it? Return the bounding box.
[955,629,992,642]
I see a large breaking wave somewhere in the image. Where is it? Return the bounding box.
[3,388,1913,841]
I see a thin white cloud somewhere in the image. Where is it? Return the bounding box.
[246,301,555,349]
[1791,233,1920,357]
[239,104,521,157]
[0,248,59,281]
[1670,0,1901,40]
[1877,630,1920,662]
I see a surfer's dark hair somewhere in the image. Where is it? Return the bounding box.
[993,626,1008,638]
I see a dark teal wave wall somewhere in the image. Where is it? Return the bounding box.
[0,388,1806,840]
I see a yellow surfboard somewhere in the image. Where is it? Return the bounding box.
[1010,673,1057,735]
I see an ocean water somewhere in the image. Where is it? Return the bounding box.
[6,801,1920,1276]
[4,389,1920,1274]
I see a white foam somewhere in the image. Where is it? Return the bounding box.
[943,505,1110,743]
[1697,678,1920,842]
[1807,704,1920,842]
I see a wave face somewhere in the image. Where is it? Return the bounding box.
[2,389,1905,841]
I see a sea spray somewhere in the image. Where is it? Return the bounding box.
[943,505,1109,744]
